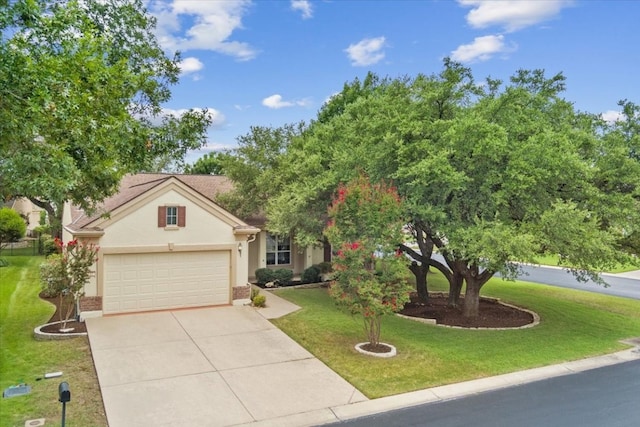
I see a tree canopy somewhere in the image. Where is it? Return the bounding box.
[260,60,639,317]
[0,0,212,231]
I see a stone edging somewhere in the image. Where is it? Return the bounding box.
[34,321,87,341]
[355,342,397,358]
[396,299,541,331]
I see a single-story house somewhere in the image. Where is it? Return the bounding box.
[63,173,325,319]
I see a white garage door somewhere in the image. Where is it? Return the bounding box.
[103,251,230,314]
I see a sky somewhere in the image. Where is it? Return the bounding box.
[144,0,640,164]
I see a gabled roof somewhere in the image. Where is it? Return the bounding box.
[66,173,236,231]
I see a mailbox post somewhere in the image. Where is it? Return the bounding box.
[58,382,70,427]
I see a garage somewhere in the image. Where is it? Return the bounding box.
[102,251,231,314]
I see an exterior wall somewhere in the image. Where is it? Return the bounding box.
[247,231,326,280]
[97,189,236,248]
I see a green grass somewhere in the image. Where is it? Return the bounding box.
[0,257,107,427]
[271,272,640,398]
[531,253,640,273]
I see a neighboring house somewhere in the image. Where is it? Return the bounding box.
[62,173,325,319]
[7,197,44,236]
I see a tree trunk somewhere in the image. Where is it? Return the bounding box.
[463,279,481,318]
[409,261,429,303]
[448,272,463,307]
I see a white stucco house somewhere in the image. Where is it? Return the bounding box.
[63,173,325,319]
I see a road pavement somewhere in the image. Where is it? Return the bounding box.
[515,264,640,300]
[428,253,640,300]
[324,358,640,427]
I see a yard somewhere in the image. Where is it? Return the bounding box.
[271,272,640,398]
[1,256,640,424]
[0,256,107,427]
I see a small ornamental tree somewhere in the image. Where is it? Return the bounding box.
[40,238,99,328]
[324,174,411,348]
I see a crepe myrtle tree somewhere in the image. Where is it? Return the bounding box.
[324,174,411,349]
[40,238,99,328]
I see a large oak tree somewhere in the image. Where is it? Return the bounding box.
[0,0,212,233]
[264,61,639,318]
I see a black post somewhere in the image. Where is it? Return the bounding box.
[61,401,67,427]
[59,381,70,427]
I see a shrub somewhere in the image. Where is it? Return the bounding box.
[255,268,275,285]
[316,262,333,274]
[272,268,293,286]
[250,287,261,301]
[301,265,321,284]
[252,294,266,307]
[39,234,58,256]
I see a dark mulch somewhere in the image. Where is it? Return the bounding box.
[39,292,88,334]
[400,293,534,328]
[360,343,394,353]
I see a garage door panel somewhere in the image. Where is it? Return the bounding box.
[103,251,230,314]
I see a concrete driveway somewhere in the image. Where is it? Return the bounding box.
[86,304,367,427]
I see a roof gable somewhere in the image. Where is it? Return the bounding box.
[66,174,248,232]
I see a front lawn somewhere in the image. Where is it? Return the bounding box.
[0,257,107,427]
[271,273,640,398]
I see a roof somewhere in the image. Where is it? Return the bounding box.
[67,173,236,231]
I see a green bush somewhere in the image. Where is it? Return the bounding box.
[316,262,333,274]
[301,265,321,284]
[252,294,266,307]
[255,268,276,285]
[273,268,293,285]
[39,234,58,256]
[250,287,261,301]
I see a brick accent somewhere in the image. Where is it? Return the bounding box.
[232,285,251,300]
[80,296,102,311]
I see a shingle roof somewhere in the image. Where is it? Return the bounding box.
[67,173,235,231]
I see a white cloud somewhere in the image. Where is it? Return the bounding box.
[450,34,515,63]
[148,0,257,61]
[291,0,313,19]
[344,36,386,67]
[262,94,310,109]
[178,56,204,76]
[162,107,226,128]
[458,0,572,32]
[601,110,623,123]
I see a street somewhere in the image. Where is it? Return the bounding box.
[325,358,640,427]
[515,264,640,300]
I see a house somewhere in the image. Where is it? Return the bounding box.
[63,173,325,319]
[6,197,45,236]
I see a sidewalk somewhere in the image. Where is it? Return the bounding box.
[253,288,640,427]
[605,269,640,280]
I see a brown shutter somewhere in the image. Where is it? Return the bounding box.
[178,206,186,227]
[158,206,166,227]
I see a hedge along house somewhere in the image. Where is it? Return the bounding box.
[62,173,325,319]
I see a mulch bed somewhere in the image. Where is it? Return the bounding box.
[39,292,88,334]
[400,293,534,328]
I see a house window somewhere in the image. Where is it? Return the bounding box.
[166,206,178,226]
[158,206,186,228]
[266,233,291,265]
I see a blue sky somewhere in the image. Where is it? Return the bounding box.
[145,0,640,164]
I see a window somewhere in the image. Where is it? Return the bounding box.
[158,206,186,228]
[266,233,291,265]
[166,206,178,226]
